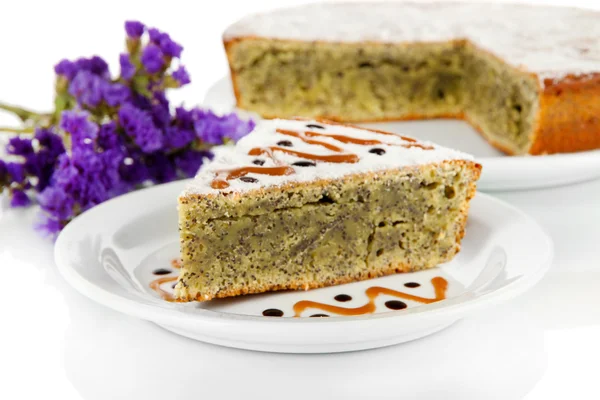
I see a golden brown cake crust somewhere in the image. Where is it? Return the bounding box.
[179,263,415,302]
[529,74,600,155]
[224,37,600,156]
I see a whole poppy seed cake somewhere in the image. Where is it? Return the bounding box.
[175,119,481,302]
[223,1,600,155]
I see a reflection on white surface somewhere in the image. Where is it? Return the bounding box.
[64,299,546,400]
[0,208,80,398]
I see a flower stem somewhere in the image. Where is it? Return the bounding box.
[0,126,35,135]
[0,102,45,123]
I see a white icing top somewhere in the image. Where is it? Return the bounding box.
[223,1,600,84]
[183,119,473,196]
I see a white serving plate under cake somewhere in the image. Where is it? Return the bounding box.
[55,180,553,353]
[203,77,600,192]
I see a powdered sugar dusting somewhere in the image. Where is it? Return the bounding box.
[223,1,600,85]
[183,119,473,196]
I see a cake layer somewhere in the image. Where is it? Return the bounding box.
[176,119,481,301]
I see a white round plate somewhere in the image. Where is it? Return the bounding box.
[54,180,553,353]
[203,77,600,191]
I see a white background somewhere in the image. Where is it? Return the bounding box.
[1,1,599,399]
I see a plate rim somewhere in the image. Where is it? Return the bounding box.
[54,180,554,331]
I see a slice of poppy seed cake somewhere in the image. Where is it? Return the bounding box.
[175,118,481,301]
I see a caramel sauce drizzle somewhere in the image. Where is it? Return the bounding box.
[150,276,178,302]
[276,129,345,152]
[248,146,360,163]
[211,166,295,189]
[306,117,418,143]
[293,277,447,317]
[210,123,433,189]
[277,129,433,150]
[150,260,447,315]
[148,259,183,302]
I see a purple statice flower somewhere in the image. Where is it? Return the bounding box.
[75,56,109,78]
[0,159,7,185]
[43,145,123,216]
[141,44,164,73]
[165,107,195,149]
[192,109,255,145]
[97,121,121,151]
[80,148,125,205]
[35,215,63,238]
[218,113,256,142]
[37,143,123,236]
[118,152,148,185]
[174,149,212,177]
[38,186,74,221]
[165,126,194,150]
[36,128,66,158]
[103,83,130,107]
[125,21,145,38]
[150,91,170,130]
[119,53,135,80]
[118,104,163,153]
[60,110,99,149]
[175,106,194,129]
[24,150,53,191]
[68,70,106,107]
[6,137,34,156]
[172,66,190,86]
[191,110,225,145]
[145,152,176,184]
[54,56,109,82]
[54,59,78,80]
[10,189,30,207]
[24,128,66,191]
[6,162,26,184]
[128,90,152,110]
[148,28,183,58]
[52,153,79,192]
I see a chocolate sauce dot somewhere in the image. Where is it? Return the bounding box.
[292,161,316,167]
[152,268,171,276]
[277,140,293,147]
[385,300,407,310]
[252,159,265,166]
[369,148,386,155]
[239,176,258,183]
[404,282,421,288]
[310,314,329,318]
[334,294,352,302]
[262,308,284,317]
[306,124,325,130]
